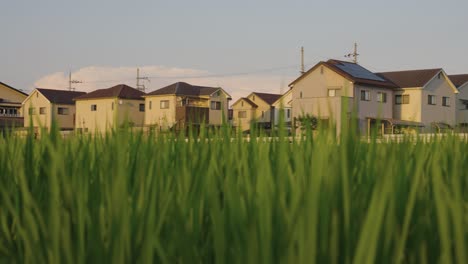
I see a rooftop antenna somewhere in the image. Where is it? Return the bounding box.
[345,42,359,64]
[300,46,305,74]
[136,68,150,92]
[68,71,82,91]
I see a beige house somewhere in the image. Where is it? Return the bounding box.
[448,74,468,126]
[22,88,86,131]
[231,92,282,132]
[289,59,397,135]
[144,82,231,130]
[272,88,293,127]
[378,69,458,132]
[0,82,28,129]
[74,84,145,133]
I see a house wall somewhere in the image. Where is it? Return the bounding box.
[209,91,229,125]
[456,83,468,124]
[76,98,145,133]
[144,95,177,129]
[22,90,51,129]
[246,93,273,123]
[52,104,76,129]
[354,85,393,120]
[393,89,422,123]
[273,90,292,125]
[0,83,27,103]
[420,75,456,128]
[231,99,256,131]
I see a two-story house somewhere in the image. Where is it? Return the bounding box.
[74,84,145,133]
[231,92,282,132]
[0,82,28,129]
[378,69,458,132]
[289,59,397,135]
[22,88,86,131]
[448,74,468,127]
[144,82,231,130]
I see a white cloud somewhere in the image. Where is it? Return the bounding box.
[33,65,295,102]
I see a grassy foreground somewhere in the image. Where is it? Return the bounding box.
[0,128,467,263]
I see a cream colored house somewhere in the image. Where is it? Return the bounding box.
[289,59,397,135]
[448,74,468,126]
[0,82,28,129]
[231,92,281,132]
[272,88,293,127]
[144,82,231,130]
[22,88,86,131]
[74,84,145,133]
[378,69,458,132]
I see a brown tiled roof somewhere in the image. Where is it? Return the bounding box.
[448,74,468,88]
[147,82,223,97]
[74,84,144,100]
[37,88,86,105]
[290,59,397,89]
[0,82,28,96]
[377,69,442,88]
[252,92,282,105]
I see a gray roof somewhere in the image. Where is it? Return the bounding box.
[147,82,223,97]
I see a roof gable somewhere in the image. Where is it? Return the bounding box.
[289,60,397,89]
[272,89,293,106]
[36,88,86,104]
[74,84,145,100]
[232,97,258,108]
[0,82,28,97]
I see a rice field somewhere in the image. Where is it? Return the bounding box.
[0,126,467,263]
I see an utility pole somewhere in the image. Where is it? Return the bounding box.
[345,42,359,64]
[300,46,305,74]
[136,68,150,92]
[68,71,82,91]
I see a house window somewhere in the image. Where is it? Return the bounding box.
[395,95,409,104]
[428,95,436,105]
[149,101,152,110]
[139,103,145,112]
[238,111,247,118]
[442,97,450,107]
[91,104,97,111]
[241,101,244,107]
[287,109,290,118]
[29,107,36,115]
[160,100,169,109]
[360,90,370,101]
[300,91,303,98]
[39,107,46,115]
[328,89,339,97]
[58,107,69,115]
[252,95,255,101]
[210,101,221,110]
[377,92,387,103]
[320,66,324,74]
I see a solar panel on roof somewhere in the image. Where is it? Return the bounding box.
[335,62,386,82]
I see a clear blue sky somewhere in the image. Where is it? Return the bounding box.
[2,0,468,93]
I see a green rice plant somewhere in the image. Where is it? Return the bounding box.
[0,124,467,263]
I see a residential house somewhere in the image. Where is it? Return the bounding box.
[289,59,397,135]
[378,69,458,132]
[0,82,28,129]
[448,74,468,126]
[272,88,293,127]
[144,82,231,130]
[22,88,86,131]
[74,84,145,133]
[231,92,282,132]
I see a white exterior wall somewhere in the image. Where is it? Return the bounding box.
[420,75,457,129]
